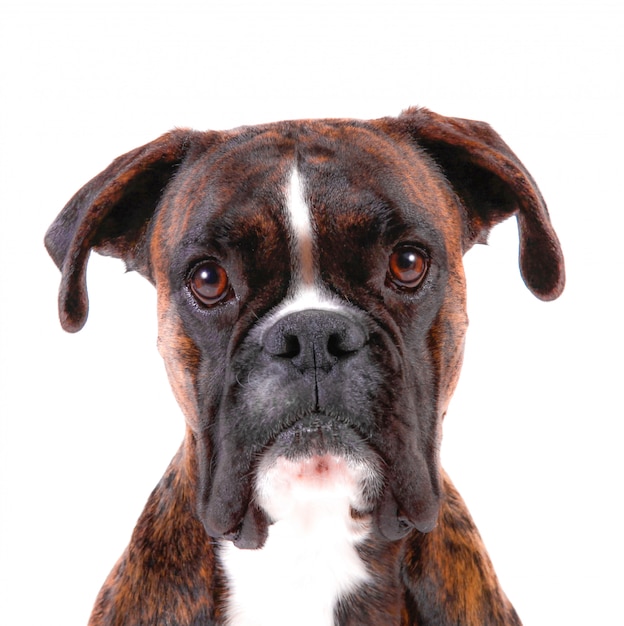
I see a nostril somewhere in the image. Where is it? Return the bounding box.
[327,333,343,357]
[264,330,301,358]
[281,334,301,359]
[327,332,352,357]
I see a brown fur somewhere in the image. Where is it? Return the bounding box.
[88,442,519,625]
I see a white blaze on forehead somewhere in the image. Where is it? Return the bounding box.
[247,168,349,341]
[252,285,348,344]
[285,168,315,286]
[276,285,342,316]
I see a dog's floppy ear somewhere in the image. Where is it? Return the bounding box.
[391,107,565,301]
[45,130,204,333]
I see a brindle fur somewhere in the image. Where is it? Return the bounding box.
[46,107,564,625]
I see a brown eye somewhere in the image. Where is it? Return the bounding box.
[189,261,231,306]
[388,246,429,289]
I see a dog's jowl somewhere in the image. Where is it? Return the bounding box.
[46,108,564,626]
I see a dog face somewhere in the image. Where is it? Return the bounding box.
[151,122,470,547]
[45,109,564,551]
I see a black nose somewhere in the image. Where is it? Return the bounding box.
[263,310,368,372]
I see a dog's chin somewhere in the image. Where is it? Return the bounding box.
[255,417,384,523]
[217,417,382,550]
[203,415,440,549]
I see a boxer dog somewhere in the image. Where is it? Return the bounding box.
[45,107,564,625]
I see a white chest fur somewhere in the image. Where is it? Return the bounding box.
[219,455,374,626]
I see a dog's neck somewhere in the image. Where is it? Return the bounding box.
[92,432,518,626]
[160,434,408,624]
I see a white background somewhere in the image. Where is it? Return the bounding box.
[0,0,622,624]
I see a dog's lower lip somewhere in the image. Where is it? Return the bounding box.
[269,415,365,459]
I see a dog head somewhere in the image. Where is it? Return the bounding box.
[45,108,564,548]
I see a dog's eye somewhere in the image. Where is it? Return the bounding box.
[388,246,429,289]
[188,261,231,306]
